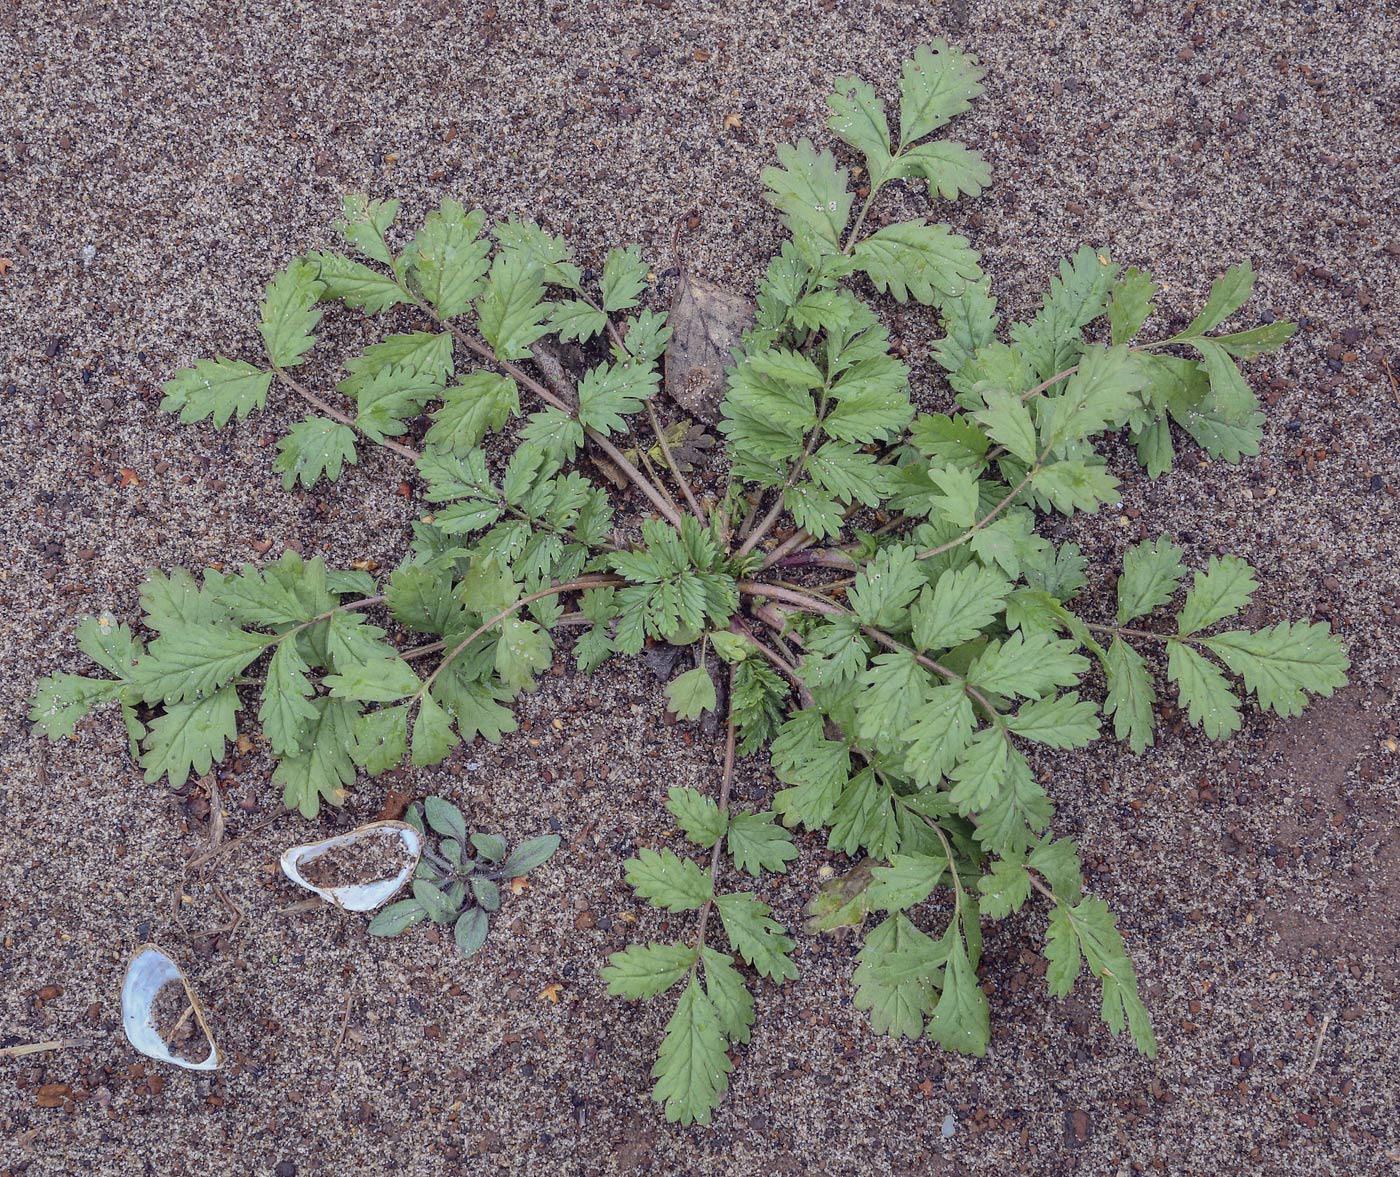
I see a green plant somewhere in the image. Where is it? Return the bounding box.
[367,796,559,957]
[31,40,1348,1125]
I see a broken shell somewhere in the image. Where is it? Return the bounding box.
[121,944,221,1071]
[279,820,422,912]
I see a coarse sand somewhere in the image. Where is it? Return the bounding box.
[2,1,1398,1174]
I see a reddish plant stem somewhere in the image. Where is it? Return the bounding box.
[913,469,1035,562]
[734,618,815,709]
[412,301,686,529]
[418,575,622,696]
[1019,363,1081,403]
[271,593,386,650]
[738,580,844,616]
[742,581,1003,721]
[773,549,859,571]
[732,403,827,560]
[692,664,739,952]
[273,369,422,461]
[646,400,708,526]
[859,625,1001,719]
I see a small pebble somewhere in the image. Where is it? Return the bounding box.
[941,1112,956,1137]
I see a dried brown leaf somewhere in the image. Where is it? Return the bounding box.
[802,857,877,934]
[663,272,753,425]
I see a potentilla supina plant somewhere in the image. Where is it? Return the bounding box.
[33,41,1348,1125]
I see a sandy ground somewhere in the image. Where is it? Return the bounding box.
[3,1,1399,1173]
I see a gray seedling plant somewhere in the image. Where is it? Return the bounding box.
[368,796,560,958]
[32,41,1349,1126]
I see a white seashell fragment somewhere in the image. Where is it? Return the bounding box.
[121,944,221,1071]
[279,820,421,912]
